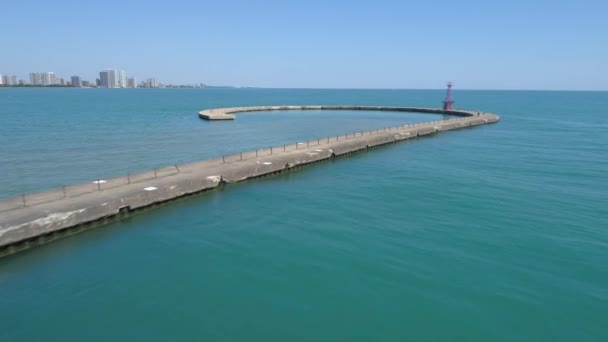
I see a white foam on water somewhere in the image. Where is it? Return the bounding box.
[144,187,157,191]
[92,180,107,184]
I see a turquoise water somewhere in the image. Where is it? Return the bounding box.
[1,89,607,340]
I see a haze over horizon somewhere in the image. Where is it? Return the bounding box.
[3,0,607,90]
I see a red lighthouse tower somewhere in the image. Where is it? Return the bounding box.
[442,82,454,110]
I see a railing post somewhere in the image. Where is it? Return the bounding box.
[154,169,157,178]
[270,147,273,155]
[283,145,286,152]
[62,185,67,198]
[175,165,180,173]
[256,150,258,157]
[222,155,225,163]
[127,173,131,184]
[22,194,26,207]
[240,152,243,160]
[97,180,101,191]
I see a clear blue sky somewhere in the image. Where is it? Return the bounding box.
[3,0,607,90]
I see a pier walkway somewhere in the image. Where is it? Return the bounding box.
[0,106,499,256]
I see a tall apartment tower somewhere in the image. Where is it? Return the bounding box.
[119,70,127,88]
[147,78,158,88]
[99,69,119,88]
[110,70,118,87]
[30,73,40,85]
[99,70,110,88]
[71,76,81,87]
[2,75,16,85]
[40,72,55,86]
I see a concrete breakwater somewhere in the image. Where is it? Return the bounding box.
[0,106,499,256]
[198,105,477,120]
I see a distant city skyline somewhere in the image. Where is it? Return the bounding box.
[1,69,157,88]
[1,67,213,89]
[0,68,209,88]
[2,0,607,90]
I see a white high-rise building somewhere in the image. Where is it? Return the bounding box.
[0,74,4,85]
[41,72,55,86]
[110,70,118,88]
[29,73,39,85]
[147,78,158,88]
[119,70,127,88]
[111,70,118,87]
[2,75,16,85]
[29,72,57,86]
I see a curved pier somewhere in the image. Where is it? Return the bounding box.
[198,105,480,120]
[0,106,499,256]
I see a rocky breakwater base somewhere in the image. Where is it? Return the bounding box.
[0,106,499,256]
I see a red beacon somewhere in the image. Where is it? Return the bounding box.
[442,82,454,111]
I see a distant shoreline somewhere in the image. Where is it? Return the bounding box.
[0,85,605,92]
[0,85,239,89]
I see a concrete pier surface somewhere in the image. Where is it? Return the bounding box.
[0,106,499,256]
[199,105,478,120]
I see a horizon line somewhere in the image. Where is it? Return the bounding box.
[1,85,606,92]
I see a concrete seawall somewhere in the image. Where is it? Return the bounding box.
[198,105,475,120]
[0,106,499,257]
